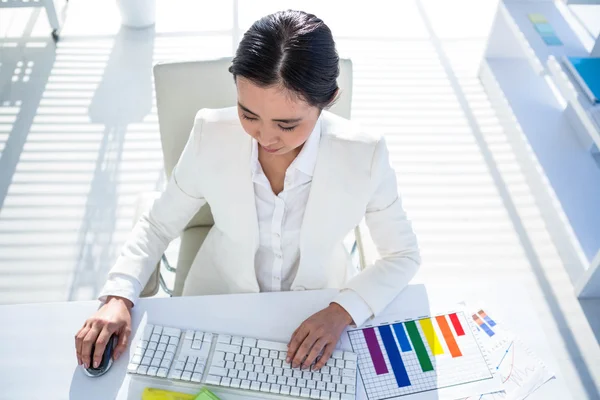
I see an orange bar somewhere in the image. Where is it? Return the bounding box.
[435,315,462,358]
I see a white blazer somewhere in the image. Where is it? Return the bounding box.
[108,107,420,319]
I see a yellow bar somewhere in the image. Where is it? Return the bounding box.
[419,318,444,356]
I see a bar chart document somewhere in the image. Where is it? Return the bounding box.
[347,311,503,400]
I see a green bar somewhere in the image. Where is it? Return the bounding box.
[404,321,434,372]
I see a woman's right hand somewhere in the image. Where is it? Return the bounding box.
[75,296,133,369]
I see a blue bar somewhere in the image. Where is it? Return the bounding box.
[483,316,496,327]
[378,325,411,388]
[480,322,495,337]
[392,323,412,352]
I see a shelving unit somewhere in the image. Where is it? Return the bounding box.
[480,0,600,297]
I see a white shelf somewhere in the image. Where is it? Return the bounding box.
[486,1,590,74]
[479,58,600,295]
[547,55,600,151]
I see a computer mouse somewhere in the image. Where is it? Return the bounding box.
[83,333,118,377]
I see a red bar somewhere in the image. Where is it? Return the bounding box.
[449,313,465,336]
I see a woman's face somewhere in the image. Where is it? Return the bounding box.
[236,77,321,156]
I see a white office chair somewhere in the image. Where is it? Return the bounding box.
[137,57,370,297]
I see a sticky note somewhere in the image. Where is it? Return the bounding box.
[534,23,555,34]
[528,13,547,23]
[542,35,563,46]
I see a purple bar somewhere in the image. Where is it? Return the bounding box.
[363,327,389,375]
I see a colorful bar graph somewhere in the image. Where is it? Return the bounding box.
[435,315,462,358]
[472,314,495,337]
[404,321,434,372]
[392,323,412,352]
[478,310,496,327]
[449,313,465,336]
[379,325,411,388]
[363,327,389,374]
[419,318,444,356]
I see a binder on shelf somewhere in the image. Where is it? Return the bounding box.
[563,57,600,104]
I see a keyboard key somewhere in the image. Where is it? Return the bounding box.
[248,371,258,381]
[227,369,238,378]
[346,385,355,394]
[273,359,283,368]
[270,384,281,394]
[192,339,202,350]
[257,340,288,352]
[323,374,332,383]
[155,351,165,359]
[232,336,244,346]
[163,327,181,337]
[169,337,179,347]
[321,366,330,374]
[157,368,168,378]
[139,340,148,350]
[191,373,202,383]
[341,395,353,400]
[203,333,214,342]
[173,361,185,370]
[279,352,287,361]
[185,362,194,372]
[185,330,194,340]
[225,353,235,362]
[127,363,139,373]
[330,394,340,400]
[332,351,343,359]
[164,352,174,362]
[216,343,241,353]
[275,367,284,376]
[336,384,346,393]
[250,348,260,356]
[280,385,291,395]
[342,376,355,385]
[241,380,251,390]
[326,359,335,367]
[168,369,182,380]
[206,375,221,385]
[167,345,177,354]
[258,372,267,382]
[268,374,277,384]
[331,367,340,376]
[255,365,265,374]
[131,355,142,364]
[260,349,270,358]
[209,367,228,377]
[301,388,311,398]
[244,338,257,347]
[241,346,251,355]
[141,356,151,366]
[238,370,248,380]
[291,387,301,397]
[327,382,336,392]
[151,358,161,367]
[137,365,148,375]
[194,331,204,341]
[260,382,270,392]
[194,364,205,373]
[221,377,232,387]
[226,361,235,369]
[310,389,321,399]
[336,360,345,368]
[303,371,312,380]
[277,375,288,385]
[293,370,303,379]
[307,380,317,389]
[150,334,160,343]
[342,368,355,377]
[143,325,154,340]
[343,352,357,361]
[231,378,242,388]
[235,354,244,363]
[298,379,307,388]
[235,362,245,371]
[218,335,232,344]
[181,371,192,381]
[332,376,341,384]
[264,358,273,367]
[134,347,145,357]
[213,359,226,368]
[265,366,274,374]
[159,336,169,344]
[244,363,254,372]
[157,343,167,352]
[148,342,157,351]
[319,391,330,400]
[250,381,261,391]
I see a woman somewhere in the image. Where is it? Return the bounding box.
[75,10,420,375]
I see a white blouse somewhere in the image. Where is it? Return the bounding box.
[99,118,372,326]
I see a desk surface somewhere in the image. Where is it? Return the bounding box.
[0,284,571,400]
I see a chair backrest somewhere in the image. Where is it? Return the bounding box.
[153,57,353,227]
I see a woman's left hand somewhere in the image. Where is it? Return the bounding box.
[286,303,353,370]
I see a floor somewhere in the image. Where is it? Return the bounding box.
[0,0,599,398]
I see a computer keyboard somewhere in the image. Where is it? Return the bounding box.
[127,324,358,399]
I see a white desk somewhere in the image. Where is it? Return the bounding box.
[0,284,572,400]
